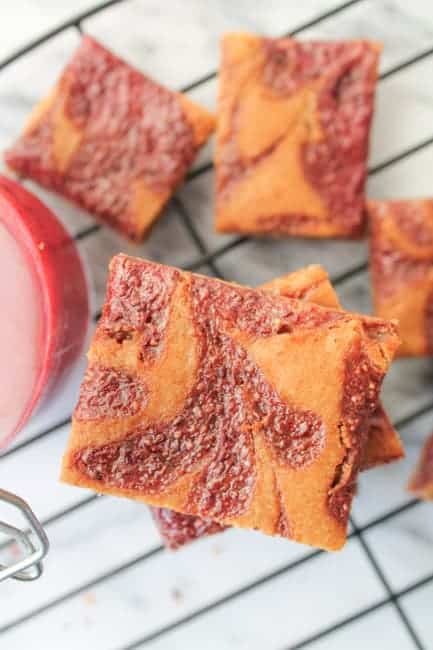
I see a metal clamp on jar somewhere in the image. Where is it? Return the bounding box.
[0,489,49,582]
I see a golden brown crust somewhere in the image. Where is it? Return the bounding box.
[62,256,400,551]
[408,432,433,499]
[215,34,380,239]
[178,94,215,148]
[260,265,341,308]
[5,36,215,242]
[368,199,433,356]
[361,406,404,470]
[261,266,403,470]
[152,265,402,551]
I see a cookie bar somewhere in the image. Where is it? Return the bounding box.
[369,199,433,356]
[62,256,399,551]
[215,33,380,238]
[5,37,215,241]
[408,433,433,499]
[152,265,403,550]
[256,265,403,471]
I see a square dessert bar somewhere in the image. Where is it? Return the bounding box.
[215,33,380,238]
[369,199,433,356]
[152,265,403,550]
[5,37,215,241]
[254,265,403,472]
[408,432,433,499]
[62,256,399,551]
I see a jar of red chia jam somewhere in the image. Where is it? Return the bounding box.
[0,175,90,448]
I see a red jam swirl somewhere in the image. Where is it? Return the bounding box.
[328,345,383,525]
[371,203,433,300]
[371,240,431,301]
[300,42,377,234]
[151,507,226,550]
[219,40,377,235]
[5,37,196,238]
[391,201,433,247]
[75,365,147,421]
[100,256,180,360]
[192,278,341,339]
[74,271,327,524]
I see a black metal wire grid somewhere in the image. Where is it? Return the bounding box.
[1,0,433,648]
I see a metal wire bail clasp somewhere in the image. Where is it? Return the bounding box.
[0,489,49,582]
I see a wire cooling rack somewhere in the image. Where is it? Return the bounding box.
[1,1,433,648]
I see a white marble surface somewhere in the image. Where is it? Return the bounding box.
[1,1,433,649]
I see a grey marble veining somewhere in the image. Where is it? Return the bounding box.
[403,581,433,644]
[307,607,415,649]
[0,1,93,61]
